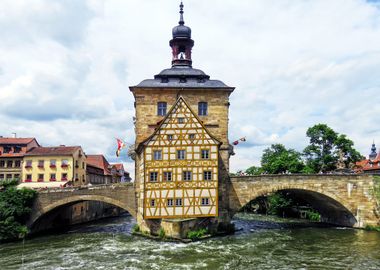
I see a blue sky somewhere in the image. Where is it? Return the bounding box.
[0,0,379,177]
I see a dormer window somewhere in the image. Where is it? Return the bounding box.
[157,102,167,116]
[178,118,185,124]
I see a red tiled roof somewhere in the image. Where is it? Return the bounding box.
[113,163,124,170]
[356,156,380,172]
[86,155,111,175]
[25,146,81,156]
[0,137,37,145]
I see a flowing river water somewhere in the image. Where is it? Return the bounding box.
[1,213,379,270]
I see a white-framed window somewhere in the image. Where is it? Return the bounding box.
[15,160,21,168]
[50,159,56,167]
[38,174,44,181]
[25,160,32,168]
[177,150,185,160]
[6,174,12,180]
[167,198,174,207]
[38,160,44,168]
[167,134,174,141]
[201,150,209,159]
[189,134,195,140]
[0,174,4,180]
[151,199,156,207]
[153,150,162,160]
[204,171,212,181]
[0,160,4,167]
[62,159,69,167]
[157,102,167,116]
[150,172,158,182]
[183,171,192,181]
[201,198,210,206]
[50,173,56,181]
[7,160,13,168]
[198,102,208,116]
[26,174,32,181]
[62,173,68,181]
[164,172,172,181]
[14,174,20,180]
[175,198,182,206]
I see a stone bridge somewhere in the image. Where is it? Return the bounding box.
[27,175,379,229]
[228,174,379,227]
[27,183,137,229]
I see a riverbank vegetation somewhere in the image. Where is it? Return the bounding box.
[234,124,363,176]
[0,180,36,243]
[242,192,321,222]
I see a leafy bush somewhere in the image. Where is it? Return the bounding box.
[365,225,380,232]
[187,228,207,240]
[0,184,36,242]
[267,193,292,215]
[132,224,140,233]
[158,227,166,238]
[305,210,321,221]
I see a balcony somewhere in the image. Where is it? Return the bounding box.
[38,165,44,169]
[49,165,57,169]
[37,178,44,182]
[61,164,69,169]
[49,178,56,182]
[25,165,32,169]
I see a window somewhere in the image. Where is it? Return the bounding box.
[201,150,209,159]
[38,174,44,182]
[177,150,185,160]
[61,159,69,167]
[25,160,32,168]
[198,102,208,116]
[151,199,156,207]
[0,161,4,168]
[175,198,183,206]
[62,173,68,181]
[82,162,85,169]
[163,172,172,181]
[204,171,212,181]
[50,160,56,167]
[50,173,56,181]
[6,174,12,180]
[177,117,185,124]
[201,198,210,206]
[75,160,79,168]
[157,102,167,116]
[153,150,162,160]
[167,198,174,207]
[3,146,11,153]
[38,160,44,168]
[150,172,158,182]
[189,134,195,140]
[26,174,32,182]
[183,171,192,181]
[7,160,12,168]
[14,146,21,153]
[14,174,20,180]
[167,134,174,141]
[15,160,21,168]
[0,174,4,180]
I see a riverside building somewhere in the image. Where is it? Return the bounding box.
[130,2,234,237]
[0,137,40,182]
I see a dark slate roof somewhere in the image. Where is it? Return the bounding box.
[131,66,234,90]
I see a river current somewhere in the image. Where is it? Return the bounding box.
[1,213,379,270]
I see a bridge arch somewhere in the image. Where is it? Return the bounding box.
[29,193,137,229]
[228,176,368,227]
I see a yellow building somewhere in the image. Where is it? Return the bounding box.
[20,146,87,188]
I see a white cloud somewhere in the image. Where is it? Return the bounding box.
[0,0,380,178]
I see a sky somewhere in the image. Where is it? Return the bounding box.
[0,0,380,178]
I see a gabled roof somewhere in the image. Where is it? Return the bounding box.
[137,96,221,153]
[25,146,81,156]
[86,155,111,175]
[0,137,39,145]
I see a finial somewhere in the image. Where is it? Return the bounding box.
[179,1,184,25]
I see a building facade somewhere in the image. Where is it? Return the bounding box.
[0,137,40,182]
[130,3,234,235]
[356,142,380,174]
[86,155,112,185]
[20,146,87,187]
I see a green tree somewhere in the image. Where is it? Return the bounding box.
[303,124,363,173]
[245,166,263,175]
[261,144,305,174]
[0,181,36,242]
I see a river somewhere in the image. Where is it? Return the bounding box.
[1,213,379,270]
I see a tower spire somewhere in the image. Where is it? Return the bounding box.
[179,1,184,25]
